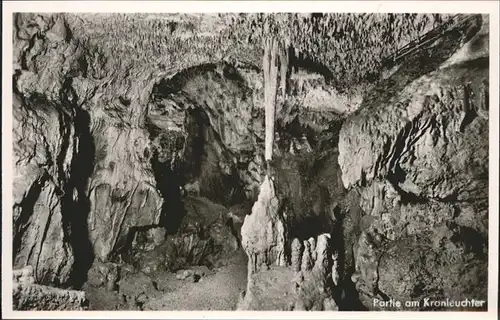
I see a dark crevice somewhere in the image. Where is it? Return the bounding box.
[20,32,40,71]
[118,96,131,106]
[291,51,333,83]
[454,226,488,259]
[182,107,208,182]
[188,107,247,206]
[63,103,96,289]
[337,250,367,311]
[225,217,242,249]
[387,166,428,205]
[335,190,367,311]
[451,56,489,70]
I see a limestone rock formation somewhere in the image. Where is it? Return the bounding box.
[13,266,36,285]
[338,14,489,309]
[115,271,162,310]
[301,241,313,272]
[12,12,338,288]
[239,233,338,311]
[13,13,165,286]
[86,261,120,291]
[241,176,288,274]
[124,196,242,275]
[13,71,82,286]
[291,238,303,272]
[13,266,88,310]
[148,63,265,205]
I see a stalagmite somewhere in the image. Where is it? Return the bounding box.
[301,240,313,271]
[308,237,317,261]
[291,238,304,272]
[313,234,332,278]
[241,175,287,273]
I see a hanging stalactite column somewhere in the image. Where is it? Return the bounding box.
[263,33,290,172]
[241,28,292,279]
[263,36,279,166]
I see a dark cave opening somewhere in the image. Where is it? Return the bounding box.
[128,65,255,277]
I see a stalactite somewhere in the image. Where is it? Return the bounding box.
[263,35,290,164]
[279,39,290,98]
[263,37,279,163]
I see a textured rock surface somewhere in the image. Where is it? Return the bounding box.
[239,233,338,311]
[126,196,242,275]
[238,13,488,312]
[241,176,288,273]
[13,266,88,310]
[338,14,489,309]
[13,13,91,286]
[86,261,120,291]
[12,13,165,286]
[13,267,36,284]
[117,271,162,310]
[13,283,89,311]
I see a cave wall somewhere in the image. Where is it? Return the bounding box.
[13,91,78,286]
[147,62,345,206]
[338,15,489,309]
[12,13,167,285]
[148,63,265,205]
[13,14,95,286]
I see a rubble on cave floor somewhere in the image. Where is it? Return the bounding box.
[82,251,248,311]
[82,196,249,310]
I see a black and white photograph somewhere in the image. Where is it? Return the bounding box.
[2,1,499,318]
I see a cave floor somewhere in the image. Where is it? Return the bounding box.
[83,250,248,311]
[144,251,248,310]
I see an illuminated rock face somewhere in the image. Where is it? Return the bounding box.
[241,176,288,274]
